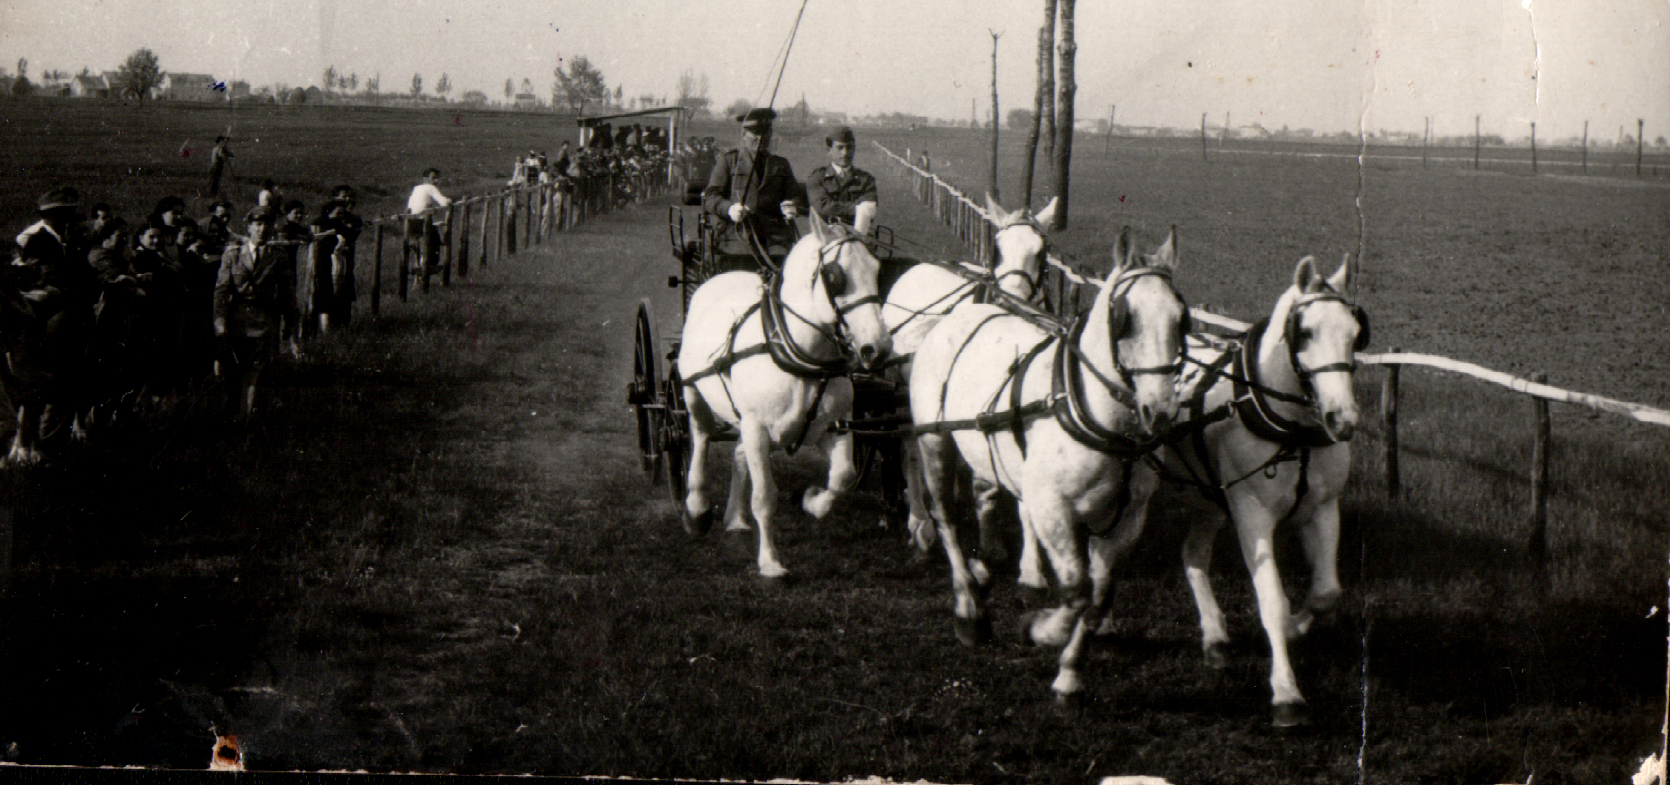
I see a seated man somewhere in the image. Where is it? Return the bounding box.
[805,126,877,234]
[702,108,806,268]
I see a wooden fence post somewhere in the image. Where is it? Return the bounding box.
[457,201,471,279]
[506,192,518,255]
[1530,122,1537,174]
[1582,120,1589,174]
[441,206,454,286]
[1528,371,1550,561]
[419,215,433,294]
[495,193,506,260]
[398,218,410,302]
[1382,353,1401,498]
[478,196,491,270]
[371,222,384,316]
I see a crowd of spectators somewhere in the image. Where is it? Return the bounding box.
[3,183,363,436]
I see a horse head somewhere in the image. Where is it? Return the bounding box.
[784,210,892,371]
[984,194,1058,302]
[1098,226,1187,436]
[1273,254,1365,442]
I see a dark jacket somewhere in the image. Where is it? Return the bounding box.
[805,164,877,225]
[702,148,807,252]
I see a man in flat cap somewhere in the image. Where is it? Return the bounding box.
[806,126,878,234]
[703,107,807,263]
[214,206,293,418]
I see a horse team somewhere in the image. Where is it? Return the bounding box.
[672,197,1368,727]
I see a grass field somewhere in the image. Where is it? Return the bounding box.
[0,98,1666,783]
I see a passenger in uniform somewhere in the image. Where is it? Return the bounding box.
[213,207,292,418]
[805,126,878,234]
[702,108,806,265]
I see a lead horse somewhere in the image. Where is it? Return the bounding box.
[910,228,1187,701]
[881,195,1057,550]
[676,211,892,580]
[1160,253,1366,727]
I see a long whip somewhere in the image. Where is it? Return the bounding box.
[739,0,812,226]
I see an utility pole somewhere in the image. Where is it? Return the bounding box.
[988,29,1002,201]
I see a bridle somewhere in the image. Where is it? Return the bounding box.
[1103,265,1190,391]
[1280,290,1370,397]
[775,229,881,367]
[990,218,1050,302]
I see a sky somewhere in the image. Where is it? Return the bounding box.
[1,0,1666,141]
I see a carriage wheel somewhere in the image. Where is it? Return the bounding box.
[660,368,708,535]
[629,300,661,477]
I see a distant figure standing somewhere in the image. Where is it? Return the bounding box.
[406,167,451,278]
[208,135,233,196]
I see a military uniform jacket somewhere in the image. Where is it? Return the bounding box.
[703,148,807,248]
[806,165,877,225]
[214,241,294,337]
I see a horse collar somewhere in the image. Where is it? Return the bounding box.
[761,278,849,379]
[1049,319,1163,458]
[1232,319,1339,449]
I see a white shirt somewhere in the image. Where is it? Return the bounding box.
[407,182,452,214]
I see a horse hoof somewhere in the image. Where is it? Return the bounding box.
[1204,642,1230,670]
[1272,701,1312,729]
[1018,585,1050,610]
[1052,690,1084,716]
[684,507,715,536]
[1016,610,1043,646]
[756,570,795,588]
[953,616,992,647]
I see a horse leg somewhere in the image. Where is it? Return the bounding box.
[901,441,938,553]
[722,443,752,532]
[1022,496,1093,699]
[1230,493,1309,726]
[1288,500,1343,641]
[682,385,717,528]
[917,432,990,645]
[973,477,1011,568]
[1016,504,1051,610]
[1183,512,1232,668]
[6,402,43,465]
[739,420,786,580]
[802,431,854,520]
[1086,468,1159,636]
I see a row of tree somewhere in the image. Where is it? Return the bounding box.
[4,49,163,100]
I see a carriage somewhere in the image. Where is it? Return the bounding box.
[627,206,921,531]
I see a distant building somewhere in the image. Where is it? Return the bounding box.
[157,72,219,101]
[513,92,539,109]
[70,74,108,98]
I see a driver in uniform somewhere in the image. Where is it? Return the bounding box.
[805,126,877,234]
[702,108,806,268]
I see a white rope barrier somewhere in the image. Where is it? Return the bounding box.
[876,142,1670,429]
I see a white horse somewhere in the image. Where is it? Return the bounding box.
[881,195,1057,550]
[910,228,1187,700]
[676,211,892,581]
[1160,254,1365,727]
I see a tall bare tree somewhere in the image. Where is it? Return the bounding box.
[410,73,422,97]
[435,73,452,99]
[675,69,712,117]
[1020,0,1057,209]
[988,30,1002,202]
[1048,0,1076,230]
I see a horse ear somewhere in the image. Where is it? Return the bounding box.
[1151,225,1179,270]
[808,208,829,244]
[984,192,1005,223]
[1031,196,1060,227]
[1327,253,1353,293]
[1293,256,1321,292]
[1111,226,1135,271]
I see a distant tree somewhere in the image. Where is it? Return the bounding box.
[9,75,31,96]
[613,85,623,107]
[115,47,163,103]
[323,65,337,92]
[504,78,513,101]
[366,74,379,94]
[638,93,657,108]
[435,73,451,98]
[15,58,25,81]
[521,77,534,99]
[675,69,711,117]
[1007,108,1033,130]
[554,55,607,115]
[723,99,752,119]
[288,86,307,104]
[346,73,358,92]
[410,73,422,97]
[461,89,488,106]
